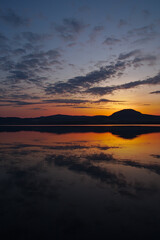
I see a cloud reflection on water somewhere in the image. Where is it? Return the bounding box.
[0,127,160,239]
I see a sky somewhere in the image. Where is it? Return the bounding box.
[0,0,160,117]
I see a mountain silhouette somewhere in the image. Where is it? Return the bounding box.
[0,109,159,125]
[108,109,160,123]
[110,109,142,118]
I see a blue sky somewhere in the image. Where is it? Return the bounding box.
[0,0,160,117]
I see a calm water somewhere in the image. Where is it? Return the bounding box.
[0,126,160,239]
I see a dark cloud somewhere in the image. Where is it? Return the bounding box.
[0,56,14,71]
[151,154,160,159]
[89,25,104,42]
[103,37,121,46]
[13,48,26,55]
[0,99,37,106]
[22,49,61,62]
[0,97,122,107]
[118,50,156,66]
[9,94,40,100]
[86,86,115,96]
[94,98,124,103]
[45,61,126,94]
[0,33,10,54]
[128,24,158,44]
[0,8,30,27]
[21,32,53,43]
[133,36,157,45]
[1,43,158,99]
[118,19,128,27]
[8,70,30,80]
[45,52,159,96]
[150,90,160,94]
[54,18,88,41]
[1,48,62,86]
[70,106,94,109]
[128,24,154,37]
[132,55,157,67]
[43,98,122,104]
[43,99,88,104]
[86,72,160,95]
[30,107,47,111]
[118,49,141,60]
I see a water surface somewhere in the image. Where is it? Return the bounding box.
[0,126,160,239]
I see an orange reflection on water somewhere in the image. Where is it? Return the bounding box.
[0,127,159,164]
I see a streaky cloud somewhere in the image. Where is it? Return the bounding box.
[118,49,141,60]
[86,72,160,96]
[0,97,123,107]
[103,37,121,46]
[45,61,126,94]
[150,90,160,94]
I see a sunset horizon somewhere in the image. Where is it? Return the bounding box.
[0,108,160,118]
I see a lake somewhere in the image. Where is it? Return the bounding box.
[0,126,160,239]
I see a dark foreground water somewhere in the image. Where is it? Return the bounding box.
[0,126,160,239]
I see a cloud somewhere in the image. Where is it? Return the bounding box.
[0,8,30,27]
[132,55,157,67]
[21,32,53,43]
[118,49,141,60]
[118,19,128,27]
[45,51,158,96]
[0,99,37,106]
[10,94,40,100]
[0,33,10,54]
[150,90,160,94]
[1,48,62,86]
[86,72,160,95]
[8,70,30,81]
[13,48,26,55]
[54,18,88,41]
[127,24,158,45]
[151,154,160,159]
[89,25,104,42]
[0,56,14,71]
[45,61,127,94]
[0,97,123,107]
[43,99,87,104]
[43,98,122,104]
[93,98,124,103]
[103,37,121,46]
[128,24,154,37]
[118,50,157,66]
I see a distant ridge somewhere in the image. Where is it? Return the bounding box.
[110,109,142,118]
[0,109,160,125]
